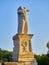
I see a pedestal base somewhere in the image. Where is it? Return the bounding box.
[1,61,38,65]
[12,34,35,62]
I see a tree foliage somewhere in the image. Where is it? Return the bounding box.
[34,54,49,65]
[0,48,13,62]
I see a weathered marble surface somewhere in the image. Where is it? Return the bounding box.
[12,34,35,62]
[18,6,29,34]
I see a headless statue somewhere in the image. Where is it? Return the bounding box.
[17,6,29,34]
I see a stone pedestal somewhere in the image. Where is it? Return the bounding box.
[12,34,35,62]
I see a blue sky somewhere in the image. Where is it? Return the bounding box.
[0,0,49,55]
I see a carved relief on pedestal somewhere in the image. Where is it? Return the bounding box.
[21,42,27,52]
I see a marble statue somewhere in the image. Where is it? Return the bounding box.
[17,6,29,34]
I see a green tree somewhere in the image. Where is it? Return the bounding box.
[38,55,49,65]
[0,48,13,62]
